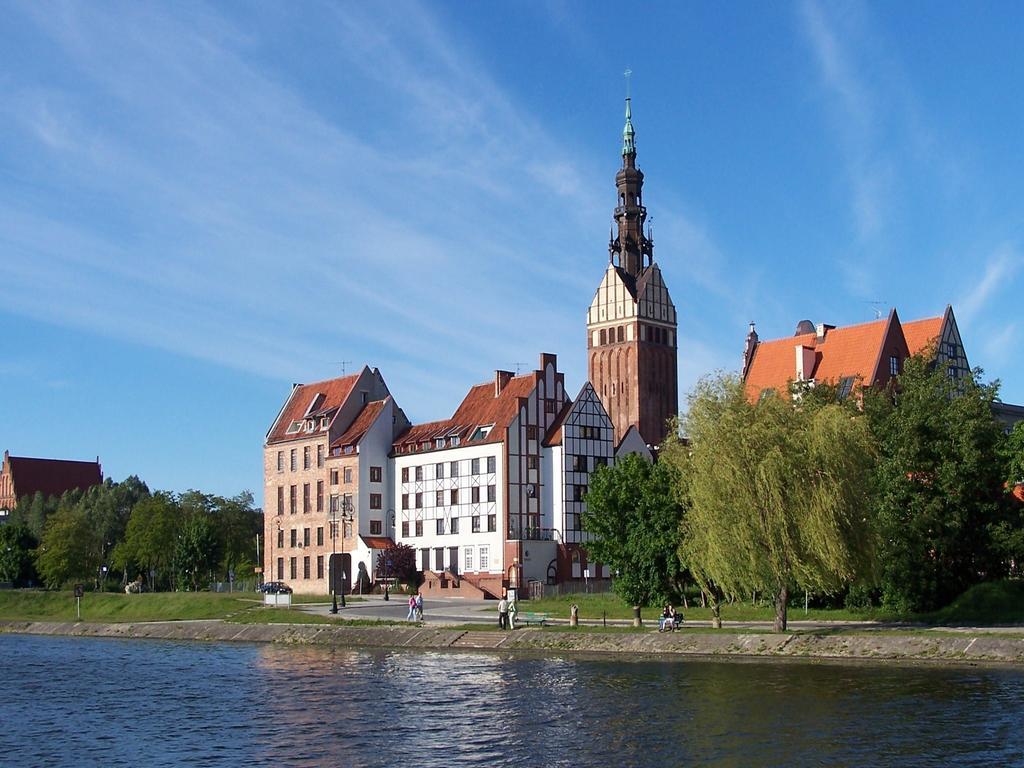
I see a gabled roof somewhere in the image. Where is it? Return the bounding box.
[3,453,102,501]
[331,398,388,451]
[744,313,902,398]
[267,373,360,445]
[902,315,944,357]
[392,373,537,454]
[612,264,658,302]
[360,535,395,550]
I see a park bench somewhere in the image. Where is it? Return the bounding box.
[518,611,550,626]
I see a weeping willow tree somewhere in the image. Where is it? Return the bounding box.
[673,374,877,631]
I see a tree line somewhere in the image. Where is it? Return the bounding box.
[584,352,1024,631]
[0,478,262,592]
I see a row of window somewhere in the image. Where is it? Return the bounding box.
[402,485,496,509]
[277,555,323,581]
[401,456,496,483]
[570,454,607,472]
[276,445,326,473]
[275,485,383,515]
[276,519,384,550]
[401,514,497,537]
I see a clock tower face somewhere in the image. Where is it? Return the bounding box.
[586,98,678,447]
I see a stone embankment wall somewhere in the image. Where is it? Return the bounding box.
[2,620,1022,665]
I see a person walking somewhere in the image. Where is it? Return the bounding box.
[508,597,518,630]
[407,593,417,622]
[497,594,509,629]
[415,591,424,621]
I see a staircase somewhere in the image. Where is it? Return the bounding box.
[450,630,511,649]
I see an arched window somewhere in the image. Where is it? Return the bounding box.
[599,328,607,345]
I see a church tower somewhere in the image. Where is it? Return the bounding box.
[586,97,678,446]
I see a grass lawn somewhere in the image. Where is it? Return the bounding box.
[0,590,253,622]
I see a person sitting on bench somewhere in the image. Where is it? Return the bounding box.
[658,604,677,632]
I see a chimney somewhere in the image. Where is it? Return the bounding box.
[816,323,835,342]
[741,321,758,379]
[795,345,816,382]
[539,352,557,372]
[495,370,513,397]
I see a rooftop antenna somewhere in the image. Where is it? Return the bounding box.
[513,362,526,376]
[336,361,353,376]
[862,301,888,320]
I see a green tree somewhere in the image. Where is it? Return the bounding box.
[994,421,1024,575]
[121,493,180,590]
[35,504,98,589]
[10,491,60,541]
[868,357,1011,612]
[213,491,261,585]
[174,507,220,591]
[581,453,686,619]
[0,522,38,586]
[679,374,877,631]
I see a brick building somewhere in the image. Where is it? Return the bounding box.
[0,450,103,515]
[587,97,678,447]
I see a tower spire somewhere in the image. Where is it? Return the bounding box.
[609,74,651,277]
[622,69,635,157]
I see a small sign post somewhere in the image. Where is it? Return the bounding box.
[73,583,84,620]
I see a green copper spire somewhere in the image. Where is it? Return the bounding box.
[622,97,635,156]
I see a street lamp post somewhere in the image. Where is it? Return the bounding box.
[331,495,354,613]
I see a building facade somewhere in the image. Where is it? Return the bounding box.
[0,450,103,515]
[587,98,678,447]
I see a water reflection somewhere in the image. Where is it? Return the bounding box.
[0,636,1022,768]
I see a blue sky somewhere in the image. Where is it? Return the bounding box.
[3,1,1022,499]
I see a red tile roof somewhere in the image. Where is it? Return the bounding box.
[331,399,388,451]
[360,536,396,550]
[267,373,360,445]
[392,373,537,453]
[745,314,901,398]
[902,316,943,357]
[3,453,102,503]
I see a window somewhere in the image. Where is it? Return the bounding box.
[435,437,445,449]
[945,341,957,358]
[277,486,284,515]
[316,556,324,579]
[837,377,855,402]
[317,444,324,468]
[290,449,297,471]
[415,520,423,537]
[401,521,409,537]
[436,490,444,507]
[330,521,338,540]
[436,519,444,535]
[450,461,460,477]
[526,425,537,440]
[527,455,537,470]
[402,493,409,510]
[595,456,608,468]
[303,483,310,513]
[435,463,444,480]
[464,547,474,572]
[571,454,585,471]
[370,465,382,483]
[316,481,324,512]
[546,398,556,414]
[290,557,297,580]
[370,493,381,510]
[415,492,423,508]
[303,528,310,546]
[617,326,625,343]
[401,467,409,483]
[479,546,489,570]
[487,456,496,474]
[487,485,496,502]
[276,451,284,472]
[342,493,353,514]
[471,486,480,503]
[277,558,283,580]
[600,328,607,345]
[289,485,297,514]
[330,494,339,513]
[290,529,297,547]
[449,435,460,447]
[344,467,353,484]
[487,514,496,532]
[472,516,481,533]
[303,556,310,579]
[317,527,324,546]
[889,355,900,376]
[948,366,959,381]
[330,469,339,485]
[415,466,423,481]
[370,520,382,535]
[450,489,459,505]
[471,458,480,475]
[450,517,459,534]
[277,529,284,548]
[574,484,588,502]
[435,548,444,571]
[303,446,310,470]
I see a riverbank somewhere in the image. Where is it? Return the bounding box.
[3,619,1023,665]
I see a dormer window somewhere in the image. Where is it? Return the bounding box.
[449,435,461,447]
[305,420,315,433]
[320,417,329,430]
[286,421,302,435]
[471,425,494,441]
[435,438,445,448]
[837,377,855,402]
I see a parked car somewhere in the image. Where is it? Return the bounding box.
[258,581,293,595]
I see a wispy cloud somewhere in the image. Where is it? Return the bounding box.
[957,244,1021,327]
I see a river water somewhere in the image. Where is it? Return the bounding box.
[1,635,1021,767]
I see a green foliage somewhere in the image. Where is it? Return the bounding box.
[374,543,417,584]
[581,453,686,608]
[924,580,1024,625]
[1002,421,1024,488]
[868,356,1009,613]
[0,523,38,586]
[173,510,220,591]
[10,491,61,541]
[35,504,98,589]
[674,373,878,631]
[120,493,180,589]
